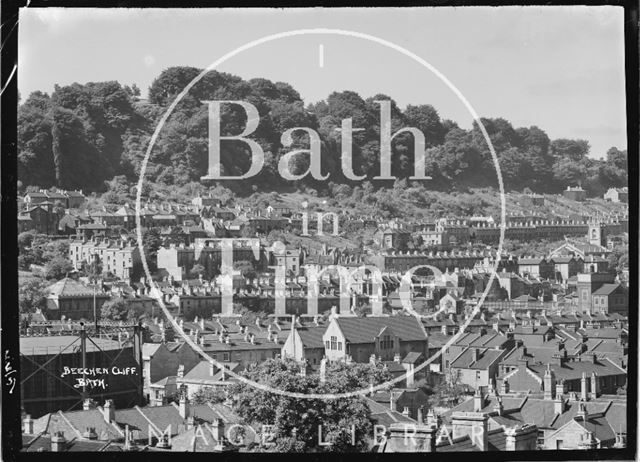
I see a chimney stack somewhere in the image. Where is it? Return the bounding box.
[50,432,67,452]
[580,372,589,401]
[319,357,327,384]
[543,364,556,401]
[179,393,190,419]
[82,427,98,440]
[473,388,484,412]
[451,412,489,451]
[504,424,538,451]
[23,415,34,435]
[590,372,599,399]
[102,399,115,423]
[494,396,504,416]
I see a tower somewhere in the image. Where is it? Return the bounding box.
[587,221,605,247]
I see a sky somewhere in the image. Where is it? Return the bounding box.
[18,6,627,159]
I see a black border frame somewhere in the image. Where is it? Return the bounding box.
[1,1,637,461]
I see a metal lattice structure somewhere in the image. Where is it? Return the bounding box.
[20,323,144,418]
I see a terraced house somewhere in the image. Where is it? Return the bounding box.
[321,315,429,363]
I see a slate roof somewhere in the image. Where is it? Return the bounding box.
[46,278,97,297]
[142,343,162,360]
[513,295,538,302]
[366,398,417,427]
[402,352,424,364]
[20,336,120,355]
[179,361,241,384]
[436,428,506,452]
[450,348,505,370]
[592,284,623,296]
[294,326,326,349]
[334,316,427,344]
[518,258,547,265]
[21,434,120,452]
[78,223,108,230]
[445,394,626,437]
[453,332,509,349]
[552,415,617,445]
[498,358,626,392]
[552,256,578,264]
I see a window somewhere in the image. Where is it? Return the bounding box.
[223,353,230,362]
[338,342,342,351]
[476,371,481,381]
[330,336,337,350]
[380,335,394,350]
[325,340,330,350]
[556,440,564,449]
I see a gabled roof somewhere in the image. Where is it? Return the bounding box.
[518,257,547,265]
[179,361,241,384]
[21,434,121,452]
[450,348,505,370]
[365,398,417,427]
[592,284,624,296]
[402,352,424,364]
[142,343,163,360]
[333,316,427,344]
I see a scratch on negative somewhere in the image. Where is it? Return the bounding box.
[0,64,17,97]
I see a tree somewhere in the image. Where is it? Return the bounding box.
[43,256,73,280]
[428,368,467,408]
[18,92,56,187]
[142,228,161,271]
[552,156,589,187]
[42,240,70,263]
[191,386,226,405]
[189,264,206,278]
[235,260,257,279]
[19,278,48,314]
[100,297,147,322]
[18,230,36,250]
[233,304,268,326]
[100,297,130,321]
[229,358,392,452]
[550,138,590,161]
[81,259,103,279]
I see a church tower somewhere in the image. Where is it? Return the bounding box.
[587,221,605,246]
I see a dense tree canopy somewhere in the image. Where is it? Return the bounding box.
[18,67,626,196]
[225,358,392,452]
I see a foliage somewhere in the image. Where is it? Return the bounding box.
[189,264,206,278]
[43,256,74,280]
[427,369,468,408]
[233,304,269,326]
[234,260,257,279]
[81,259,103,279]
[228,358,392,452]
[100,296,147,322]
[19,278,48,314]
[190,386,226,405]
[17,66,627,196]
